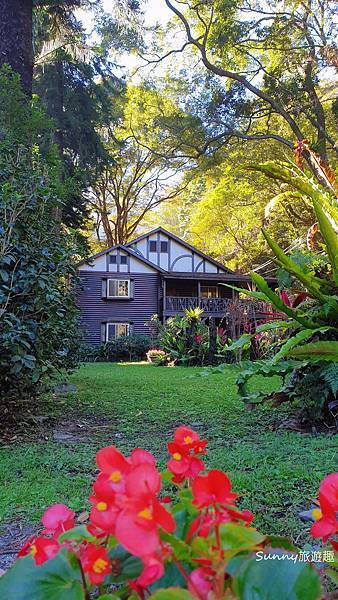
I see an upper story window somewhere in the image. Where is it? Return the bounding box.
[149,240,157,252]
[110,255,117,264]
[120,255,127,265]
[200,285,219,299]
[160,241,168,253]
[107,279,130,298]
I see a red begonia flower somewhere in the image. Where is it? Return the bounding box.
[136,555,164,588]
[96,446,131,492]
[311,473,338,542]
[93,473,118,500]
[80,543,111,585]
[41,504,75,536]
[30,536,60,566]
[17,535,38,558]
[173,427,201,448]
[130,448,156,467]
[188,567,215,599]
[125,463,161,498]
[311,514,338,541]
[90,497,119,534]
[115,497,175,557]
[192,470,237,508]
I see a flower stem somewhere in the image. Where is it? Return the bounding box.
[77,557,90,600]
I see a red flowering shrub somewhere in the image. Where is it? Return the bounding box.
[1,427,336,599]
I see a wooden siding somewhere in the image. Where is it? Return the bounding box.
[78,272,160,345]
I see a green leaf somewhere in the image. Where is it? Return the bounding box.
[271,327,330,364]
[0,552,84,600]
[226,334,252,351]
[98,595,121,600]
[250,272,319,329]
[289,341,338,361]
[149,589,195,599]
[261,230,336,309]
[58,525,93,543]
[160,531,191,561]
[231,550,321,600]
[256,320,300,333]
[220,523,265,559]
[313,198,338,285]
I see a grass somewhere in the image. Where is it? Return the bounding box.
[0,362,336,545]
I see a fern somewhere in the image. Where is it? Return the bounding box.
[321,363,338,396]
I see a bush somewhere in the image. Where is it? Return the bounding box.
[81,335,152,362]
[0,67,81,404]
[2,425,336,599]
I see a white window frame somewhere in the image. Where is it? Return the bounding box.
[106,322,130,341]
[107,279,130,299]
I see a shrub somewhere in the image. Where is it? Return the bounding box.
[81,335,152,363]
[0,67,81,404]
[1,426,336,599]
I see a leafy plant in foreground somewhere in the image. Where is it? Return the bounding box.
[225,160,338,423]
[1,426,336,599]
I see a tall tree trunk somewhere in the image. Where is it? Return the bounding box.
[0,0,33,96]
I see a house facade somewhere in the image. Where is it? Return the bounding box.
[77,227,253,345]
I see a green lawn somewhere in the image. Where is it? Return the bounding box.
[0,362,336,544]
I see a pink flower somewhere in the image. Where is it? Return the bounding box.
[42,504,75,536]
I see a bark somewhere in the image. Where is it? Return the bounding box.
[0,0,33,96]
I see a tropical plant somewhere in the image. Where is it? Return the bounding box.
[226,159,338,424]
[1,426,336,599]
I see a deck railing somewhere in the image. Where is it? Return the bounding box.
[165,296,229,313]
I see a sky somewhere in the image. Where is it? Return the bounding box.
[77,0,171,31]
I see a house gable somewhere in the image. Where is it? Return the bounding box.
[78,245,165,274]
[126,227,233,274]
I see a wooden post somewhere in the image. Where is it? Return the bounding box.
[162,278,166,324]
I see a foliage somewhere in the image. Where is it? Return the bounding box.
[2,425,336,599]
[81,335,152,362]
[154,311,210,366]
[161,0,337,181]
[0,67,81,403]
[226,161,338,423]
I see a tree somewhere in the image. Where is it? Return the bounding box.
[89,84,196,245]
[155,0,337,184]
[0,0,33,95]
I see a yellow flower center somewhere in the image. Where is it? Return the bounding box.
[92,558,109,574]
[138,507,153,521]
[97,501,107,511]
[312,508,322,521]
[173,452,182,461]
[109,470,122,483]
[31,544,37,557]
[184,436,193,443]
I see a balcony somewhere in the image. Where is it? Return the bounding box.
[164,296,229,315]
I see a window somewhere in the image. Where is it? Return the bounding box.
[106,322,130,341]
[109,255,117,264]
[160,241,168,253]
[107,279,130,298]
[120,255,127,265]
[200,286,219,298]
[149,240,157,252]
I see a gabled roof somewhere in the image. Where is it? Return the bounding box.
[126,227,234,274]
[78,243,167,273]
